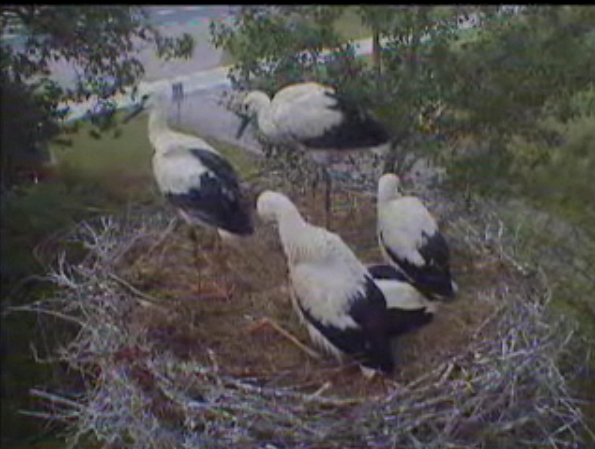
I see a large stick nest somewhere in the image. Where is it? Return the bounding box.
[13,173,593,448]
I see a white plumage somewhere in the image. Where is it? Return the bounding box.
[239,82,391,222]
[128,90,254,238]
[377,173,456,301]
[257,190,394,375]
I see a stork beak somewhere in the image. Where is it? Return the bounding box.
[236,114,252,139]
[122,104,145,124]
[122,94,150,124]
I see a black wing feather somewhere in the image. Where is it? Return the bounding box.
[380,230,454,300]
[167,148,253,236]
[296,276,394,374]
[367,264,435,335]
[299,91,390,150]
[385,308,434,337]
[367,264,408,281]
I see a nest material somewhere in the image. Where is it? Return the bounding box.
[12,178,594,449]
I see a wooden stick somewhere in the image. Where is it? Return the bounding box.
[247,317,322,361]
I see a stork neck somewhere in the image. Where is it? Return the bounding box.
[148,106,170,144]
[277,210,318,264]
[377,188,401,207]
[250,92,272,118]
[277,208,306,240]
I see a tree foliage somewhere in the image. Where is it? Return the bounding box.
[437,6,595,194]
[211,6,595,189]
[210,6,352,94]
[211,6,475,175]
[0,5,194,189]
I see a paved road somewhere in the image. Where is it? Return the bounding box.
[139,6,237,81]
[149,6,238,26]
[4,6,236,88]
[171,86,262,155]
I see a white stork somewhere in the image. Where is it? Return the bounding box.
[124,90,254,279]
[376,173,457,301]
[367,264,437,336]
[256,190,394,376]
[237,82,390,224]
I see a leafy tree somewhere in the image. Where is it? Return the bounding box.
[212,6,595,190]
[0,6,194,189]
[436,6,595,195]
[356,6,393,86]
[210,6,363,183]
[211,6,474,176]
[362,6,474,173]
[211,6,349,94]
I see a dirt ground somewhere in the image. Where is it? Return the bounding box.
[121,185,505,400]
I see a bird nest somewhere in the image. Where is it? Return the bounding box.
[14,177,593,448]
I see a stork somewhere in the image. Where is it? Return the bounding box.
[256,190,395,377]
[376,173,456,301]
[367,264,437,336]
[236,82,390,225]
[124,90,254,289]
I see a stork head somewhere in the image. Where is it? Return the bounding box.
[235,90,270,139]
[377,173,403,204]
[122,89,168,123]
[242,90,270,116]
[256,190,300,224]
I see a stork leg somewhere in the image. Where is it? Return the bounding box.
[199,229,234,300]
[188,226,205,293]
[213,230,233,300]
[322,167,333,228]
[247,317,322,361]
[310,170,319,206]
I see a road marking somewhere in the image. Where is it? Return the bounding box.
[156,9,175,16]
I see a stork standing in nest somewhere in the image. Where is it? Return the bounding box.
[376,173,457,301]
[125,90,254,291]
[236,82,390,226]
[255,190,398,377]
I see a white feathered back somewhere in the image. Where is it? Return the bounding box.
[375,279,437,313]
[377,174,438,266]
[256,191,372,328]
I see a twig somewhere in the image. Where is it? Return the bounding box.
[107,273,168,309]
[5,304,84,326]
[308,382,333,399]
[129,216,179,269]
[29,389,85,410]
[247,317,322,361]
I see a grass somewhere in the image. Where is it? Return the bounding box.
[51,112,155,204]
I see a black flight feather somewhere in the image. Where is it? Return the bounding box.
[166,148,253,236]
[379,231,454,300]
[298,91,390,150]
[296,275,394,374]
